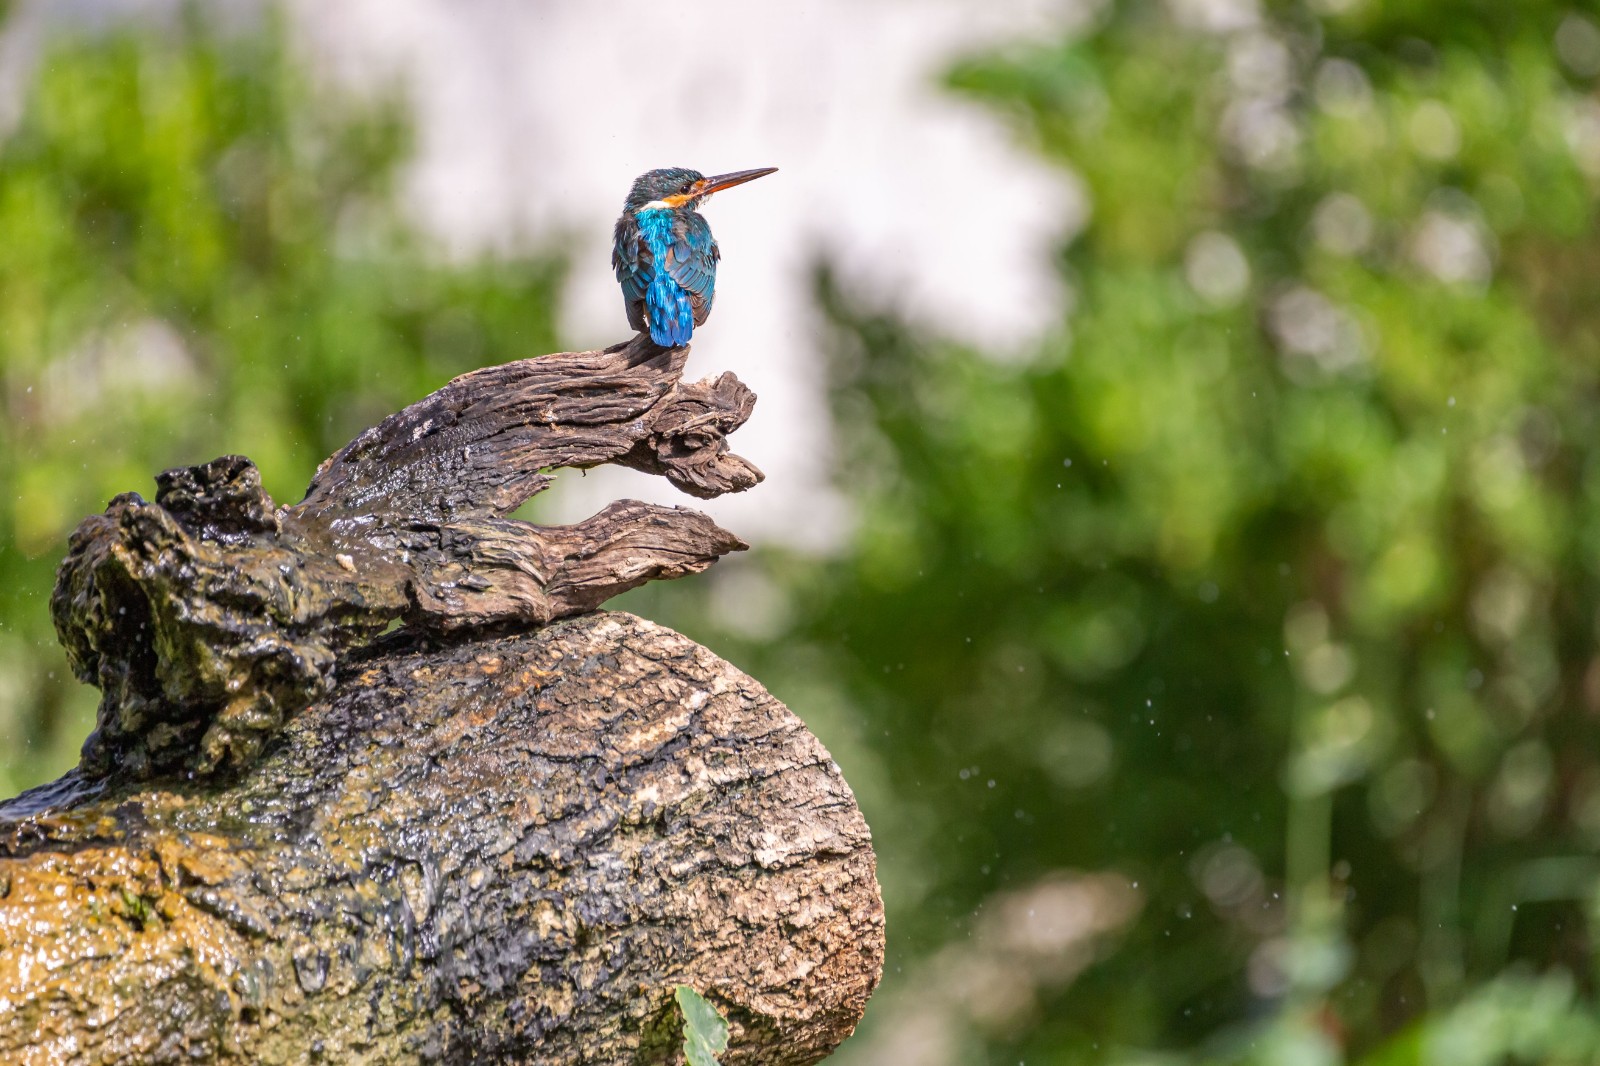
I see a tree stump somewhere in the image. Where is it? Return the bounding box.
[0,337,884,1065]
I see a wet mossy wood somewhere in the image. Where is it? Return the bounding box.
[0,337,884,1064]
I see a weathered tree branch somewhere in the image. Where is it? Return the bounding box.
[53,336,759,777]
[3,337,884,1064]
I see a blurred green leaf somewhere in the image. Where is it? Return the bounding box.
[674,985,729,1066]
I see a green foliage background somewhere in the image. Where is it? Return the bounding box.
[7,2,1600,1063]
[0,12,561,796]
[637,0,1600,1061]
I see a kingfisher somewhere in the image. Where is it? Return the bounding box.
[612,166,777,347]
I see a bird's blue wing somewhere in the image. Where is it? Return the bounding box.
[663,216,720,327]
[611,216,650,334]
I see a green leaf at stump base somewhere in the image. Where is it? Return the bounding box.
[675,984,730,1066]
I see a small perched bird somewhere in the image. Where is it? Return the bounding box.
[612,166,777,347]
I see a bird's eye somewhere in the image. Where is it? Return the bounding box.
[681,181,695,194]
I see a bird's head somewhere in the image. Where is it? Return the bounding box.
[625,166,778,213]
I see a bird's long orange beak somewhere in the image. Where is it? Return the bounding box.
[696,167,778,196]
[664,167,778,206]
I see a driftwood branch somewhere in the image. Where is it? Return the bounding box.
[2,337,884,1064]
[53,336,759,777]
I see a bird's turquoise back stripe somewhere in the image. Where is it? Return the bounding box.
[637,208,695,346]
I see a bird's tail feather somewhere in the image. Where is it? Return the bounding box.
[646,273,695,347]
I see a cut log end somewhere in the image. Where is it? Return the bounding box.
[0,612,885,1065]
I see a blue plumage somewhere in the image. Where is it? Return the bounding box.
[646,259,695,346]
[637,208,705,346]
[611,166,776,347]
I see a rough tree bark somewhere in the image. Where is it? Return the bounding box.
[0,336,884,1065]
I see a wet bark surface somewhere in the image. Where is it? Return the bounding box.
[3,338,884,1064]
